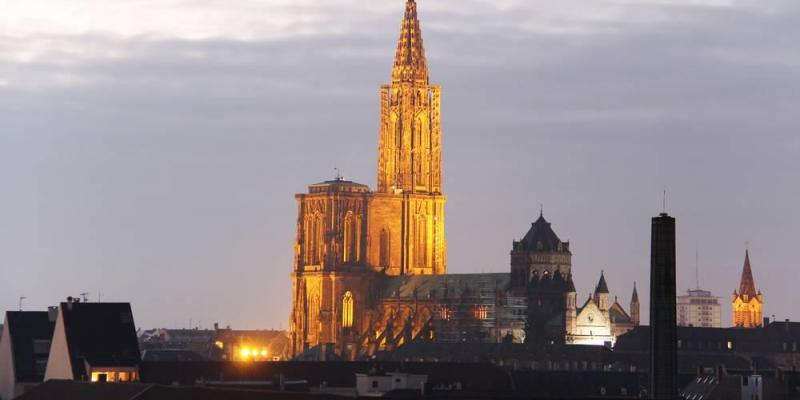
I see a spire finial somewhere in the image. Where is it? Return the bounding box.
[392,0,428,83]
[334,167,343,181]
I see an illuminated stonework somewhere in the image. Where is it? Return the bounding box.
[732,250,764,328]
[289,0,446,358]
[373,0,445,276]
[287,0,634,360]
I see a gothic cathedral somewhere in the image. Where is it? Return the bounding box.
[290,0,445,359]
[288,0,637,360]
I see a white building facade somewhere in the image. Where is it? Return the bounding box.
[677,289,722,328]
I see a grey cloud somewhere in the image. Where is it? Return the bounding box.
[1,0,799,328]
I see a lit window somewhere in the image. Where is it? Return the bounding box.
[342,291,354,328]
[474,306,489,320]
[91,371,118,382]
[727,340,733,350]
[440,306,451,321]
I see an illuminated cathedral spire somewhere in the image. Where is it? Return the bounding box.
[392,0,428,84]
[378,0,442,195]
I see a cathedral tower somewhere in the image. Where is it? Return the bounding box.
[290,179,375,357]
[510,212,572,289]
[732,249,763,328]
[368,0,446,276]
[290,0,445,359]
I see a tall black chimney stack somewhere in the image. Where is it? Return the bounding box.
[650,213,677,399]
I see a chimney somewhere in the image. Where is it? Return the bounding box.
[649,213,678,400]
[66,297,73,310]
[47,306,59,322]
[786,319,791,333]
[763,317,770,327]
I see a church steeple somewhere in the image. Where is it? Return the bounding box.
[392,0,428,84]
[732,248,764,328]
[378,0,442,194]
[630,282,640,326]
[738,249,757,297]
[372,0,446,276]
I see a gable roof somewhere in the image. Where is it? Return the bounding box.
[5,311,56,382]
[59,302,141,379]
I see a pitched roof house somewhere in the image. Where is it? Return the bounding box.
[0,310,56,400]
[44,300,141,383]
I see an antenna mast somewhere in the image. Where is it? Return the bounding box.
[19,296,26,311]
[695,249,700,290]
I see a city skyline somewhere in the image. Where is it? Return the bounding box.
[3,0,800,330]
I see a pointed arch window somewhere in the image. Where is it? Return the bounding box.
[305,213,324,266]
[415,215,428,268]
[342,291,354,329]
[343,212,353,263]
[380,228,391,268]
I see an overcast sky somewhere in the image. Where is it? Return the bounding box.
[2,0,799,330]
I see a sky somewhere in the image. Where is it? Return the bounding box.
[2,0,800,330]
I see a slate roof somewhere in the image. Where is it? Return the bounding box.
[512,371,647,399]
[15,380,342,400]
[140,361,512,393]
[595,272,609,294]
[514,213,570,253]
[375,342,611,364]
[680,375,741,400]
[4,311,55,382]
[307,178,370,194]
[609,302,632,324]
[566,274,576,293]
[59,302,141,379]
[141,349,208,362]
[381,273,510,300]
[738,250,758,297]
[15,380,150,400]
